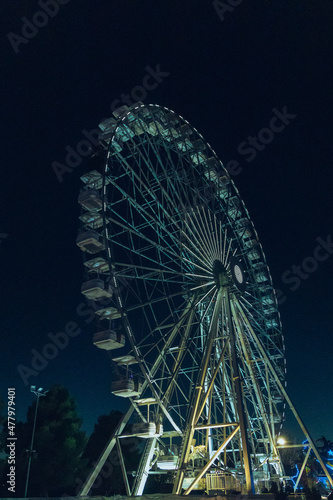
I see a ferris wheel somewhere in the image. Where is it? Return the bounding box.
[77,104,332,496]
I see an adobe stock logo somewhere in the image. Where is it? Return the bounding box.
[52,127,100,183]
[110,65,170,111]
[52,64,169,183]
[0,233,9,243]
[223,106,297,177]
[276,235,333,305]
[17,277,132,386]
[7,0,70,54]
[213,0,243,23]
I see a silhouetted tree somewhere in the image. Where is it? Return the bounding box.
[79,410,141,496]
[0,385,87,497]
[317,436,333,459]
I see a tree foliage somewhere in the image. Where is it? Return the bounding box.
[0,385,87,497]
[79,410,141,496]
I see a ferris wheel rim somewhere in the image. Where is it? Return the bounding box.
[97,102,287,454]
[102,102,285,359]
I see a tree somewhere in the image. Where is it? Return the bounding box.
[0,385,87,497]
[278,432,304,476]
[80,410,141,496]
[317,436,333,459]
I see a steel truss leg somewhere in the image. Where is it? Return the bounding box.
[225,289,255,494]
[235,296,333,489]
[294,446,311,492]
[78,405,134,496]
[172,288,224,494]
[116,438,131,496]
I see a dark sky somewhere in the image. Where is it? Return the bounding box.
[1,0,332,444]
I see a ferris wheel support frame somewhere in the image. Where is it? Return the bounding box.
[173,283,255,495]
[80,288,333,497]
[235,297,333,490]
[79,405,135,496]
[172,287,225,494]
[131,305,198,496]
[225,288,255,495]
[79,300,197,497]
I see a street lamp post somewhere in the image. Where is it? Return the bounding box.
[24,386,48,498]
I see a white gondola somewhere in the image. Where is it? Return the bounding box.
[131,422,163,439]
[112,355,138,365]
[76,231,105,254]
[157,455,178,470]
[242,235,257,249]
[190,151,207,165]
[112,105,130,120]
[80,170,109,190]
[176,139,193,152]
[94,305,121,320]
[111,378,142,398]
[81,279,112,301]
[204,166,219,182]
[84,256,109,273]
[261,292,274,305]
[247,248,260,261]
[115,124,135,142]
[98,117,117,132]
[78,189,102,211]
[93,330,125,350]
[129,121,145,136]
[141,120,163,136]
[266,317,278,328]
[179,124,192,137]
[227,197,242,220]
[255,270,268,283]
[79,211,104,229]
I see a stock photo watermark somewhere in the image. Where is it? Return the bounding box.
[7,0,70,54]
[52,127,100,183]
[17,274,132,386]
[0,233,9,243]
[17,297,109,385]
[110,64,170,111]
[62,437,139,497]
[275,234,333,305]
[52,64,170,183]
[213,0,243,23]
[224,105,297,177]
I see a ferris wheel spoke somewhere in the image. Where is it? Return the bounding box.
[194,285,217,310]
[202,207,220,262]
[180,240,214,273]
[108,213,188,277]
[107,175,185,263]
[213,210,222,259]
[110,237,179,275]
[222,227,227,265]
[133,129,196,232]
[223,236,233,267]
[180,227,214,270]
[181,255,213,275]
[190,208,217,263]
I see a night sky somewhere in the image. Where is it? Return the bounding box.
[1,1,332,444]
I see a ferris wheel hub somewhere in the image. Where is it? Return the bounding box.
[212,259,229,289]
